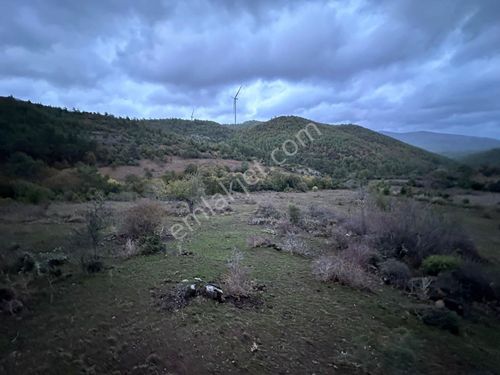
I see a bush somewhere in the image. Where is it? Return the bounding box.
[453,262,498,302]
[342,243,377,269]
[329,227,350,250]
[363,200,479,267]
[421,309,460,334]
[254,203,281,220]
[307,205,337,223]
[6,152,47,179]
[184,164,198,175]
[222,249,252,298]
[288,204,301,225]
[122,200,164,239]
[421,255,462,276]
[12,180,53,204]
[281,234,310,257]
[81,256,103,273]
[139,234,165,255]
[166,174,205,211]
[380,259,411,288]
[312,254,373,291]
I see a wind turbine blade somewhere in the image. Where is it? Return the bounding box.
[235,85,242,98]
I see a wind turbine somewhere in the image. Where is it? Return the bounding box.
[190,108,195,121]
[233,85,242,125]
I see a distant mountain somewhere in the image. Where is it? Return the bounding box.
[460,148,500,168]
[381,131,500,158]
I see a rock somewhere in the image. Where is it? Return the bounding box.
[203,284,224,302]
[435,300,445,308]
[184,284,198,299]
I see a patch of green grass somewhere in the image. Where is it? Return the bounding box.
[2,195,500,374]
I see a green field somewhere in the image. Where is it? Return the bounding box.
[1,190,500,374]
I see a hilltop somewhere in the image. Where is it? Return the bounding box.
[229,116,448,178]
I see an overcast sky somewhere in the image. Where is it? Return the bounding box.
[1,0,499,138]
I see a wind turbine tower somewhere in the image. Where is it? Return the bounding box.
[191,108,195,121]
[233,85,242,125]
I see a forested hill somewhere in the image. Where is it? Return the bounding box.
[228,116,448,178]
[0,96,449,178]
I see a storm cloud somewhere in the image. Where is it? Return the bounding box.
[1,0,499,137]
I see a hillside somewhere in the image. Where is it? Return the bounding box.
[230,116,448,178]
[0,96,232,165]
[381,130,500,158]
[0,97,449,181]
[461,148,500,168]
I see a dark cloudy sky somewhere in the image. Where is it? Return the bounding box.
[1,1,499,138]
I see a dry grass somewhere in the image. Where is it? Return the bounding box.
[222,249,252,298]
[122,238,140,258]
[312,254,373,291]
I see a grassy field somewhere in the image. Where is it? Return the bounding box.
[1,190,500,374]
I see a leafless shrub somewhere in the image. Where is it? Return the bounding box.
[312,254,373,291]
[254,203,281,220]
[379,259,412,288]
[328,227,351,250]
[344,199,480,267]
[307,205,338,223]
[342,242,377,269]
[275,218,299,235]
[222,249,252,298]
[122,200,164,239]
[281,233,311,257]
[299,206,339,236]
[343,208,369,236]
[408,277,434,299]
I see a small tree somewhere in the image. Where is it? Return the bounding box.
[167,174,205,212]
[85,193,108,258]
